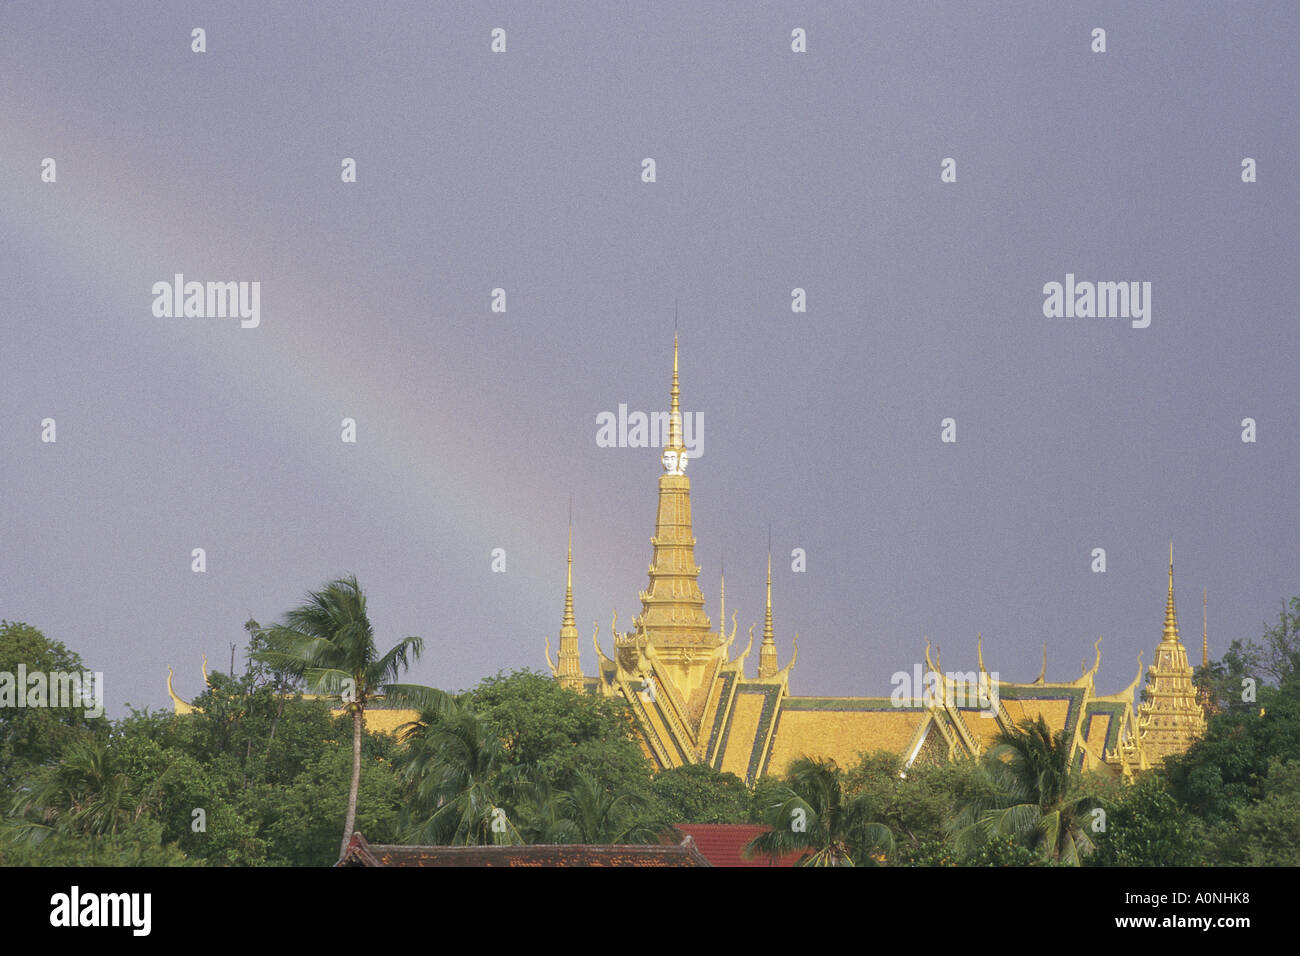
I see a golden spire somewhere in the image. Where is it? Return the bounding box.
[636,335,712,644]
[555,508,583,690]
[1202,588,1209,668]
[759,550,778,678]
[1163,541,1181,644]
[563,521,575,629]
[764,552,774,643]
[666,332,684,453]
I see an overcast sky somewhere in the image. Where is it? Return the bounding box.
[2,2,1296,715]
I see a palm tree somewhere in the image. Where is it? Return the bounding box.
[505,774,579,845]
[6,737,168,846]
[395,699,523,846]
[256,574,446,859]
[745,756,894,866]
[950,714,1096,865]
[560,770,666,844]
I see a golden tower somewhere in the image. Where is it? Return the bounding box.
[552,519,584,691]
[758,552,779,679]
[1137,544,1208,762]
[623,333,723,712]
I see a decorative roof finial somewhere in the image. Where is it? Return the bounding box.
[763,550,774,645]
[563,505,575,630]
[759,546,779,678]
[1202,588,1209,668]
[1163,541,1181,644]
[662,334,687,472]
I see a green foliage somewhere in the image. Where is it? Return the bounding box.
[0,621,107,790]
[559,769,667,843]
[746,756,893,866]
[6,593,1298,867]
[395,699,521,846]
[1087,773,1204,867]
[263,744,404,866]
[1206,759,1300,866]
[950,715,1100,865]
[650,763,750,824]
[1165,672,1300,826]
[467,670,651,795]
[255,574,442,858]
[842,751,996,865]
[0,815,191,867]
[961,835,1055,867]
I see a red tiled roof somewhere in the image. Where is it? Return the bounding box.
[338,832,711,867]
[669,824,807,867]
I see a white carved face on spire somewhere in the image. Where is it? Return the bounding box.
[677,450,688,473]
[661,449,678,474]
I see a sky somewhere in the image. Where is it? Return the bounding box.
[1,2,1297,716]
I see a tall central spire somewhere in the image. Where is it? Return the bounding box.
[666,333,684,455]
[759,550,779,678]
[563,521,575,629]
[555,510,583,690]
[1162,541,1181,644]
[1202,589,1209,667]
[636,335,713,644]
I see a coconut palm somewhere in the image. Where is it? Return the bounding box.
[504,774,580,845]
[395,699,523,846]
[950,714,1096,865]
[560,769,667,844]
[255,574,446,859]
[744,756,894,866]
[6,737,168,845]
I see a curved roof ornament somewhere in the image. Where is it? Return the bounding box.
[733,622,756,672]
[544,637,557,676]
[1125,650,1145,701]
[166,666,188,708]
[1073,637,1103,687]
[592,615,614,668]
[774,633,800,683]
[1034,642,1047,684]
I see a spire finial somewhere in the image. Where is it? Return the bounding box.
[763,549,774,643]
[758,546,778,678]
[663,334,685,462]
[1202,588,1209,668]
[562,511,575,630]
[1163,541,1181,643]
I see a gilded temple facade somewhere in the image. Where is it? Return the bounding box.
[543,338,1207,782]
[168,339,1207,778]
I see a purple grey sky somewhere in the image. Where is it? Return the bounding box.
[2,2,1297,716]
